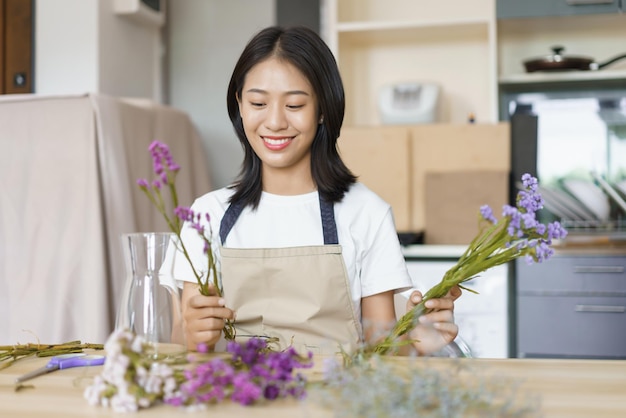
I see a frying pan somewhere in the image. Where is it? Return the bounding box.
[524,46,626,73]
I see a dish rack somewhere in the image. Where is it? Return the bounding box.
[532,174,626,241]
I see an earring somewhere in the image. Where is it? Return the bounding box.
[318,115,324,124]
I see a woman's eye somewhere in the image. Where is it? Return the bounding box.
[250,102,265,108]
[287,104,304,110]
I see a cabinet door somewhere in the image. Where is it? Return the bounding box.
[516,256,626,359]
[403,260,509,358]
[0,0,33,94]
[517,295,626,358]
[497,0,620,19]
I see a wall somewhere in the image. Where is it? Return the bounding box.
[34,0,312,188]
[167,0,275,190]
[98,0,164,101]
[35,0,162,100]
[35,0,99,94]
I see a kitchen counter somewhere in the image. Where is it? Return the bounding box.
[402,244,467,260]
[1,353,626,417]
[402,239,626,259]
[552,235,626,256]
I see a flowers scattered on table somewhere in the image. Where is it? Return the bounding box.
[136,140,234,340]
[312,355,541,418]
[84,329,313,413]
[368,173,567,355]
[168,338,311,408]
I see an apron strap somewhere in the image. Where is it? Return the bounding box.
[219,194,338,245]
[219,202,244,245]
[319,196,338,245]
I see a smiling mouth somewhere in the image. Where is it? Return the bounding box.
[262,136,294,150]
[263,136,293,145]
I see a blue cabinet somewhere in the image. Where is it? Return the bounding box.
[497,0,621,19]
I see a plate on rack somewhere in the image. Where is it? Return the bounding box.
[590,172,626,215]
[561,179,611,222]
[537,185,590,221]
[546,185,598,220]
[615,180,626,198]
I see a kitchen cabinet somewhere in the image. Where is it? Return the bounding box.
[497,0,621,20]
[321,0,498,125]
[321,1,626,125]
[337,123,510,235]
[516,253,626,359]
[496,13,626,87]
[401,246,510,358]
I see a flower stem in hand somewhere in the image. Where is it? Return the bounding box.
[365,173,568,357]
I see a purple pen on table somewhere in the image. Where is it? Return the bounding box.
[15,353,105,384]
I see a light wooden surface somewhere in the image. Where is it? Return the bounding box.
[338,126,413,231]
[338,123,510,235]
[1,354,626,417]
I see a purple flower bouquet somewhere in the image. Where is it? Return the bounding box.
[369,173,568,355]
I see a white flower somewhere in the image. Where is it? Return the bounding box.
[101,354,130,386]
[163,377,178,396]
[83,376,107,406]
[138,397,152,408]
[111,392,139,413]
[131,335,145,353]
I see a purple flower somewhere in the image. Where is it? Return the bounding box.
[264,384,281,400]
[164,396,184,407]
[480,205,497,224]
[231,373,262,405]
[148,141,181,174]
[135,139,236,345]
[517,189,544,214]
[522,173,538,191]
[547,221,568,241]
[498,174,567,264]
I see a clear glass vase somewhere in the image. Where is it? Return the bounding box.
[116,232,186,360]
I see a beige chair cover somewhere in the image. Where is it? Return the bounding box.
[0,93,212,344]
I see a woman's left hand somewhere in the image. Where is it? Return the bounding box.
[406,285,461,355]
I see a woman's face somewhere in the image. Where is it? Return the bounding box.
[238,57,319,179]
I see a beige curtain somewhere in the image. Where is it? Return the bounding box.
[0,93,212,344]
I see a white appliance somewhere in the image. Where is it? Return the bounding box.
[378,82,439,125]
[399,247,509,359]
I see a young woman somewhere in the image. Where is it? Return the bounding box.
[177,25,460,355]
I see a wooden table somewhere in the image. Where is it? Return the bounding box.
[1,354,625,417]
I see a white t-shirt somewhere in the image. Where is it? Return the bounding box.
[174,182,412,321]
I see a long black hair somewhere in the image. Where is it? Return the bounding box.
[226,25,356,209]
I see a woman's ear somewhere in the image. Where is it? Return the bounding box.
[237,93,243,113]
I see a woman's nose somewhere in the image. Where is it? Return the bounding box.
[264,105,288,131]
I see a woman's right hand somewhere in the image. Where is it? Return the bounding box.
[181,282,235,351]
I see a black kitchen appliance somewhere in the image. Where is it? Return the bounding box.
[503,86,626,231]
[502,84,626,359]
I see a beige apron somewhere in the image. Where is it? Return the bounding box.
[218,197,362,354]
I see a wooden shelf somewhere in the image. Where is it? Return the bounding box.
[337,17,491,33]
[323,0,498,124]
[499,70,626,85]
[337,19,490,45]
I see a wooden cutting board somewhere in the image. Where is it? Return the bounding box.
[411,123,510,232]
[424,170,509,245]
